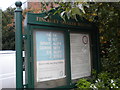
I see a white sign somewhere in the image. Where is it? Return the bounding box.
[37,60,65,82]
[34,30,66,82]
[70,33,91,80]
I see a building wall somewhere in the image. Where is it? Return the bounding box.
[27,1,59,12]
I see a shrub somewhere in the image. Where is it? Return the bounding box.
[76,72,120,89]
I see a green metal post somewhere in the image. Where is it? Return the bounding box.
[15,1,23,88]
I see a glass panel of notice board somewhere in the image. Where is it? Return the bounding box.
[33,29,67,88]
[70,33,91,82]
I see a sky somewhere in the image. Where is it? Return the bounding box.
[0,0,27,11]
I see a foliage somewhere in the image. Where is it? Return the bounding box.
[76,72,120,89]
[2,7,15,50]
[95,2,120,79]
[76,78,91,89]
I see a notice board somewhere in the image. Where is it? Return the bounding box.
[24,12,100,88]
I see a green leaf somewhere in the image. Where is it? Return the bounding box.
[71,7,81,15]
[60,11,66,17]
[60,11,66,21]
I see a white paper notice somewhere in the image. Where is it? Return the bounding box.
[70,33,91,80]
[35,31,66,82]
[37,60,65,82]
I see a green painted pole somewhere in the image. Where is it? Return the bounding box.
[15,1,23,88]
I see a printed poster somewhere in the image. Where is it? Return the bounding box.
[70,33,91,80]
[35,30,65,82]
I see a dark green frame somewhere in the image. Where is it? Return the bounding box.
[24,12,100,89]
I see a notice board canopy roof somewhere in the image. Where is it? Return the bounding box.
[25,8,96,30]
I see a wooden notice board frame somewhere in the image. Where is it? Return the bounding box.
[24,10,100,89]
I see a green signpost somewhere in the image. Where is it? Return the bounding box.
[15,1,100,89]
[15,1,23,88]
